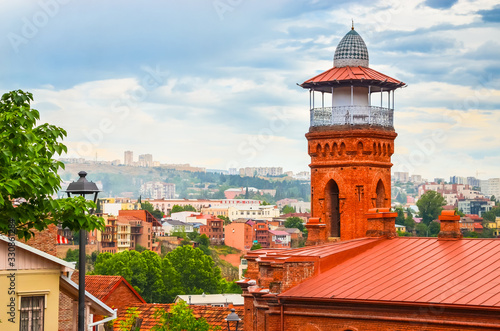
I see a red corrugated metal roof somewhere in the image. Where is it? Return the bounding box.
[280,238,500,308]
[302,66,404,86]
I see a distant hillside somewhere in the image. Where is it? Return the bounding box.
[59,163,310,202]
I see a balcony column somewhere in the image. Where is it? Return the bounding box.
[350,85,353,105]
[331,86,334,107]
[380,88,383,107]
[388,90,391,109]
[392,90,395,110]
[368,86,371,106]
[312,89,315,109]
[322,91,324,108]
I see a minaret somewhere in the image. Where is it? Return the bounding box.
[301,26,406,242]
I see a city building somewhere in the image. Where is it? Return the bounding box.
[138,153,153,167]
[161,219,194,235]
[224,219,254,251]
[239,167,283,177]
[199,215,224,244]
[140,181,176,199]
[457,198,494,216]
[481,178,500,198]
[393,171,409,183]
[268,230,291,248]
[147,199,212,214]
[227,205,280,221]
[174,293,244,307]
[124,150,133,166]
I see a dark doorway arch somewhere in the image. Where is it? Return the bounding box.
[376,180,385,208]
[326,180,340,237]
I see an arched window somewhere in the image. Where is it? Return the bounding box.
[324,143,330,157]
[376,180,385,208]
[325,180,340,237]
[357,141,363,155]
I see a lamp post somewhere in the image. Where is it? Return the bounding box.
[225,308,241,331]
[66,171,100,331]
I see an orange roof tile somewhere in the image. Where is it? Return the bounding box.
[280,237,500,309]
[113,304,244,330]
[84,275,146,303]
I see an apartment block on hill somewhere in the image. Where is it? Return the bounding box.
[199,215,224,244]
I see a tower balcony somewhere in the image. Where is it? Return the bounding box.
[310,105,393,129]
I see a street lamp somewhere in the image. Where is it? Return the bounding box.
[225,308,241,331]
[66,171,99,331]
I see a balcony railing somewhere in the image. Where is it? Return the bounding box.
[310,106,393,128]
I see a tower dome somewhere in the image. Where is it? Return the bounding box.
[333,28,369,68]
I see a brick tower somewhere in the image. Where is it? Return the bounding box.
[301,26,406,242]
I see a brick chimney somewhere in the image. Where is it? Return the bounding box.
[438,210,462,240]
[365,208,397,239]
[305,217,327,246]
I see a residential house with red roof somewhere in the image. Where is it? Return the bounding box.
[72,275,146,326]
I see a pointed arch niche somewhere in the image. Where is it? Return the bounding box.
[376,180,385,208]
[325,180,341,237]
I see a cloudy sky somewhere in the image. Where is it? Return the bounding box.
[1,0,499,180]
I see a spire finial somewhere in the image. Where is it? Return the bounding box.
[352,19,354,30]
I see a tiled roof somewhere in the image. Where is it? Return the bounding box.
[281,237,500,309]
[114,304,244,330]
[83,275,146,303]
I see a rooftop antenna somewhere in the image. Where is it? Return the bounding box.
[352,18,354,30]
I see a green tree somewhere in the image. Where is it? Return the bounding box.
[284,216,305,232]
[197,234,210,247]
[118,307,141,331]
[482,207,500,223]
[166,245,223,294]
[135,244,147,252]
[281,205,296,214]
[218,215,231,225]
[428,221,441,236]
[0,90,104,239]
[152,301,220,331]
[141,201,163,219]
[455,208,465,217]
[171,205,184,214]
[415,223,428,237]
[416,191,446,225]
[251,243,262,250]
[183,204,196,212]
[395,206,405,226]
[404,216,416,232]
[93,250,176,303]
[187,231,200,241]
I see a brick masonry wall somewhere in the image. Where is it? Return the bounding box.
[22,223,58,256]
[58,291,75,331]
[306,127,396,241]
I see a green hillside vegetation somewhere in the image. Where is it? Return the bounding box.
[59,163,310,202]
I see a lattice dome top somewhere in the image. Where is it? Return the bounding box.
[333,28,369,68]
